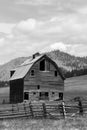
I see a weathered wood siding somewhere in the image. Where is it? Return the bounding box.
[24,57,64,92]
[29,92,39,101]
[49,92,59,100]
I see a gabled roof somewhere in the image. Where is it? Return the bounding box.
[10,54,65,81]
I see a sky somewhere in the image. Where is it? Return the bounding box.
[0,0,87,64]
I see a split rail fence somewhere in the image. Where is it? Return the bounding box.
[0,99,87,119]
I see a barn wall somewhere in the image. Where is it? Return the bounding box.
[10,79,24,103]
[24,57,64,93]
[29,92,39,101]
[49,92,59,100]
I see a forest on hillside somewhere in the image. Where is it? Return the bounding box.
[64,68,87,78]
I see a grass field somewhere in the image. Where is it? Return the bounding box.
[0,116,87,130]
[64,75,87,100]
[0,87,9,104]
[65,75,87,92]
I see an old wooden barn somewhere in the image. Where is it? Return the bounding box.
[9,53,65,103]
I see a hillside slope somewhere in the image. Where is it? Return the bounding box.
[0,50,87,81]
[0,57,28,81]
[47,50,87,71]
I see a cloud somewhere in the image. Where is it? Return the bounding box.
[68,44,87,57]
[78,7,87,15]
[16,0,53,5]
[49,42,87,57]
[41,42,70,53]
[16,19,36,31]
[1,5,87,64]
[15,18,43,33]
[0,0,87,65]
[12,14,87,40]
[50,42,68,52]
[16,0,87,7]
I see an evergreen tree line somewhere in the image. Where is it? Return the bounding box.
[65,68,87,78]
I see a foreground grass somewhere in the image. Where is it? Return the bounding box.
[0,116,87,130]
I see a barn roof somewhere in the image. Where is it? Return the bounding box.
[10,54,65,81]
[10,64,32,81]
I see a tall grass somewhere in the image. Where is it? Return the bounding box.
[0,116,87,130]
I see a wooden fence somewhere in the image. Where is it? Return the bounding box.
[0,99,87,120]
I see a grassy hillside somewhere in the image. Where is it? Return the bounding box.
[0,57,29,81]
[65,75,87,92]
[64,75,87,100]
[0,50,87,81]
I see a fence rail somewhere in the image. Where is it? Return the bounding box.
[0,99,86,119]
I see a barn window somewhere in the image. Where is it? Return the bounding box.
[52,92,55,95]
[40,59,45,71]
[33,92,36,95]
[10,70,15,77]
[46,60,50,71]
[55,71,57,77]
[59,93,63,100]
[24,92,29,100]
[39,92,49,100]
[31,70,34,76]
[37,85,40,89]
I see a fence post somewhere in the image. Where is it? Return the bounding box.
[29,102,34,118]
[42,103,47,118]
[78,100,83,116]
[61,101,66,119]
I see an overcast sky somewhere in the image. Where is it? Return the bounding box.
[0,0,87,64]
